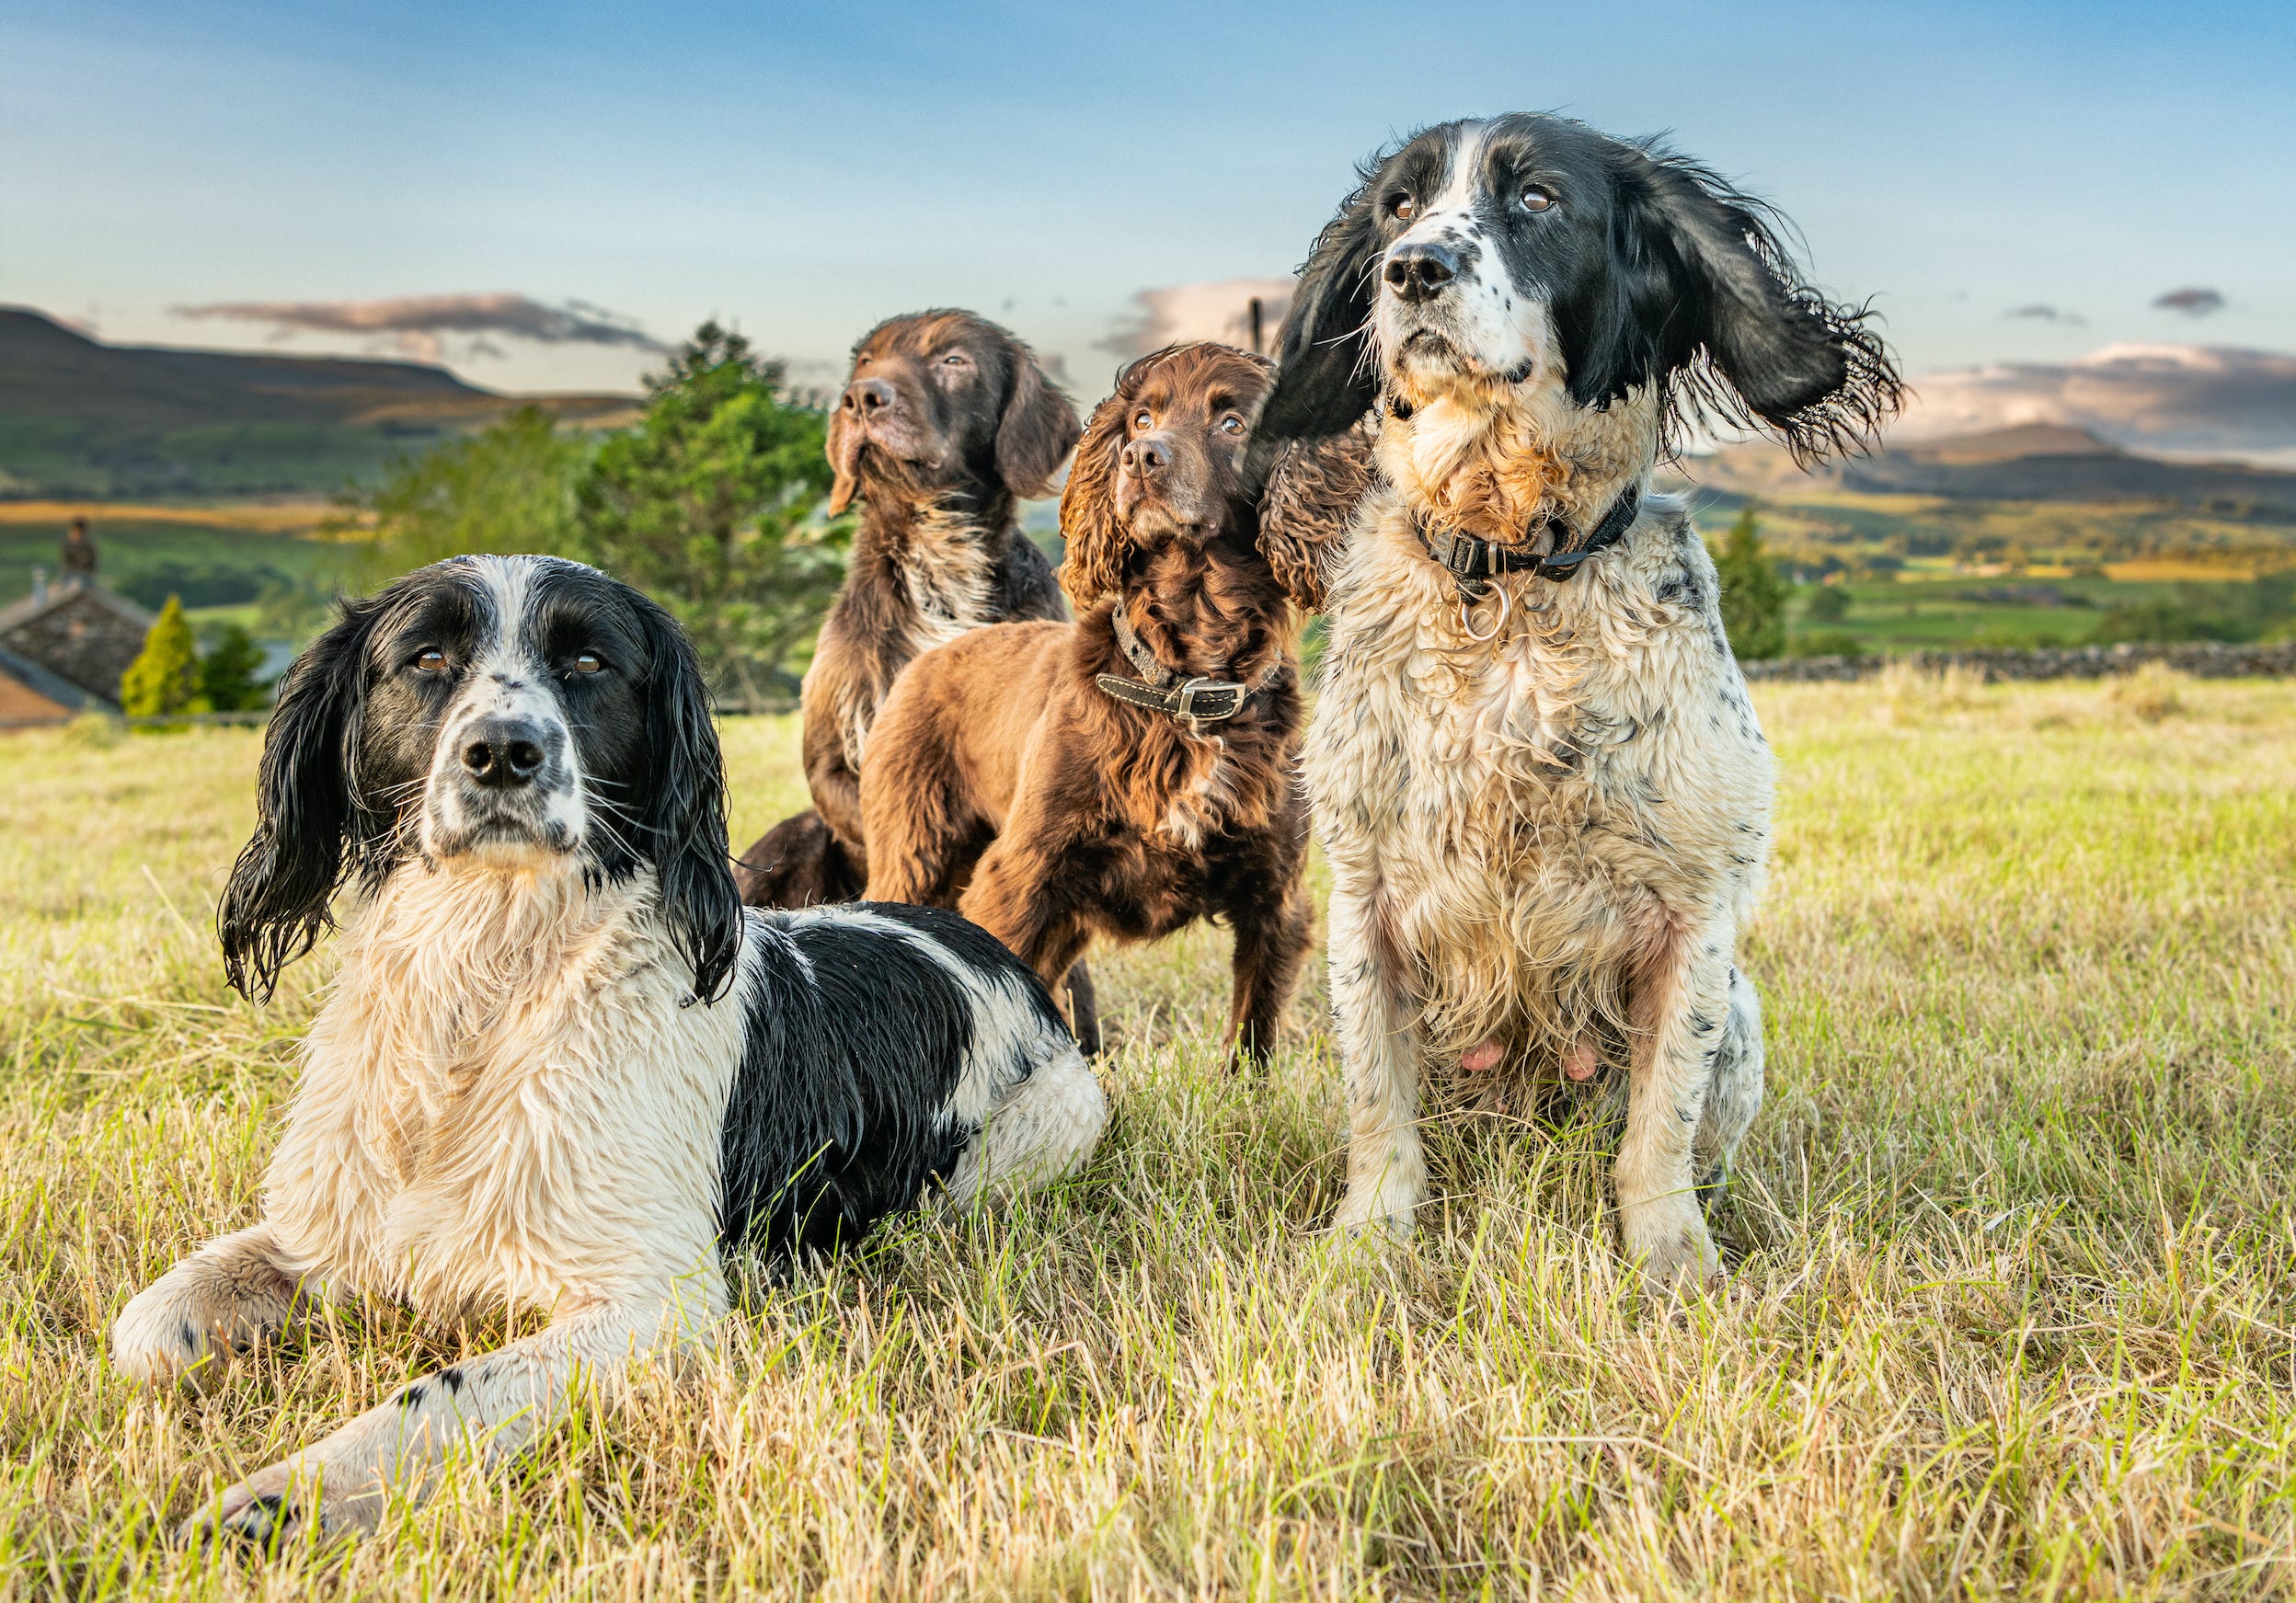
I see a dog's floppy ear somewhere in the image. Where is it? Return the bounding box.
[825,400,864,516]
[1578,148,1902,462]
[1056,384,1132,610]
[994,339,1082,499]
[630,591,743,1003]
[1248,179,1383,475]
[218,595,382,1002]
[1257,421,1377,613]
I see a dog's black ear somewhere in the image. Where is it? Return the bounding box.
[994,338,1082,499]
[631,591,743,1003]
[218,596,381,1002]
[1586,148,1902,462]
[1248,180,1384,475]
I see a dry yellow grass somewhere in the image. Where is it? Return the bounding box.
[3,681,2292,1598]
[0,501,334,534]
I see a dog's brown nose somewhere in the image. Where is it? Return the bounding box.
[845,377,898,414]
[1384,241,1458,301]
[1120,436,1171,478]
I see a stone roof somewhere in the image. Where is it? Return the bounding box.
[0,578,155,707]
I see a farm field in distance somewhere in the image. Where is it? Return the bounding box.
[3,676,2290,1597]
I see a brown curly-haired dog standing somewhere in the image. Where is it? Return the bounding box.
[860,343,1349,1065]
[734,310,1080,911]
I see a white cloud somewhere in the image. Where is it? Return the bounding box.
[1894,344,2296,465]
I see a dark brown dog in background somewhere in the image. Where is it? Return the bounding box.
[734,310,1081,911]
[857,342,1354,1066]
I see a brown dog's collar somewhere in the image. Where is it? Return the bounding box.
[1096,607,1276,730]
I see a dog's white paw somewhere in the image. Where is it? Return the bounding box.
[178,1460,381,1551]
[113,1285,231,1391]
[1624,1209,1725,1303]
[1332,1183,1418,1241]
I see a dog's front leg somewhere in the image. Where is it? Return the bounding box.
[1223,878,1312,1070]
[178,1277,719,1546]
[1617,922,1738,1299]
[114,1223,309,1390]
[1326,876,1426,1237]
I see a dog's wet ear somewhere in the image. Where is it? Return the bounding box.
[825,400,864,516]
[995,339,1082,499]
[1590,148,1903,462]
[1248,179,1384,478]
[1056,383,1133,610]
[631,593,742,1003]
[219,595,382,1002]
[1258,421,1377,613]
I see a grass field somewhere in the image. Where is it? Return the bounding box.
[3,679,2293,1598]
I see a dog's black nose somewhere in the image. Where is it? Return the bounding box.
[461,719,548,789]
[1120,437,1171,478]
[1384,242,1458,301]
[846,377,898,414]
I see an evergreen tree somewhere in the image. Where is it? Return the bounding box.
[574,322,843,703]
[1711,505,1788,661]
[120,597,208,716]
[199,622,270,712]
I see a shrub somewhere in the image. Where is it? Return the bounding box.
[199,623,270,712]
[1710,505,1787,660]
[118,597,209,716]
[1805,585,1851,624]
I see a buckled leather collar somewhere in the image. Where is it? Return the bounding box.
[1413,485,1641,594]
[1094,607,1269,731]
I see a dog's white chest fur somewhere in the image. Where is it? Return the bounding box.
[1305,488,1774,1051]
[262,865,740,1319]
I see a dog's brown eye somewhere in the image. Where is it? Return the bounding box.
[1219,415,1244,434]
[1133,409,1153,431]
[942,352,968,366]
[415,648,447,674]
[1520,185,1555,213]
[1391,192,1417,222]
[572,652,603,675]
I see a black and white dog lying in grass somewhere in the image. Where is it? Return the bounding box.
[113,555,1106,1543]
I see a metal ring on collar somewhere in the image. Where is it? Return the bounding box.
[1459,581,1510,643]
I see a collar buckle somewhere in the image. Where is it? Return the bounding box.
[1172,677,1248,722]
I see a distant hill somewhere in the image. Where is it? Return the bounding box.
[0,307,639,498]
[1686,424,2296,513]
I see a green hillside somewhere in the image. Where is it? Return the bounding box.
[0,307,637,498]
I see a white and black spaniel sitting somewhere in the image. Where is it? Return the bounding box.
[1252,115,1900,1294]
[113,555,1105,1543]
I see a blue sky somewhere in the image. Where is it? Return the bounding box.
[4,0,2292,420]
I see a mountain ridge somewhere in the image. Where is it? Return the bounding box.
[0,307,638,497]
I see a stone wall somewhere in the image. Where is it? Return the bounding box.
[1739,641,2296,683]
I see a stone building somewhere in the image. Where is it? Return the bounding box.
[0,520,155,726]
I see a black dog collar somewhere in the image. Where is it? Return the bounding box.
[1095,608,1270,729]
[1413,485,1641,594]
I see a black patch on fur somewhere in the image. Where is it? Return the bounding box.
[718,901,1069,1264]
[179,1322,199,1354]
[437,1365,465,1392]
[399,1382,426,1410]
